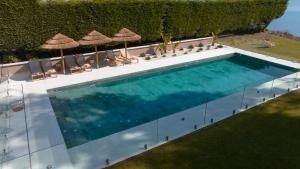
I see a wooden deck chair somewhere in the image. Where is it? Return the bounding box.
[64,55,82,74]
[28,60,45,80]
[75,54,92,72]
[40,59,57,78]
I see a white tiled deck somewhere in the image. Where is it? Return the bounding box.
[1,46,300,169]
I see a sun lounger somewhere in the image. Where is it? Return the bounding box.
[64,55,82,74]
[40,59,57,78]
[120,49,139,63]
[28,60,45,80]
[105,50,125,66]
[75,54,92,72]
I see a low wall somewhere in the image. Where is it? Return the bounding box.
[0,37,213,76]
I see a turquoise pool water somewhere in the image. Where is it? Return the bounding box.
[48,53,297,148]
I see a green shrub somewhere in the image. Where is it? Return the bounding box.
[2,55,19,63]
[0,0,288,54]
[166,0,287,38]
[26,54,39,60]
[197,48,203,52]
[188,44,194,49]
[0,0,165,52]
[139,53,146,57]
[145,56,151,60]
[198,42,204,47]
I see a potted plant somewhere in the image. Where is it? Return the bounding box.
[145,56,151,60]
[188,44,194,49]
[198,42,204,47]
[217,44,223,48]
[172,42,180,53]
[139,53,146,57]
[212,30,220,46]
[157,33,172,55]
[196,48,203,52]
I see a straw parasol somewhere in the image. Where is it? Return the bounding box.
[112,28,141,58]
[78,30,112,68]
[41,33,79,74]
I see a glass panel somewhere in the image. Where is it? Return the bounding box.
[0,112,7,159]
[205,92,243,125]
[109,120,158,161]
[0,84,8,162]
[294,72,300,89]
[0,75,9,85]
[241,80,273,109]
[0,84,26,164]
[157,104,206,142]
[271,73,298,98]
[68,119,159,169]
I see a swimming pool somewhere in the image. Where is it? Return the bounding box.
[48,53,298,148]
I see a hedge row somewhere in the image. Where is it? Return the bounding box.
[0,0,287,51]
[166,0,288,38]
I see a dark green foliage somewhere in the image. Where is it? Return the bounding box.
[145,56,151,60]
[217,44,224,48]
[139,53,146,57]
[0,0,164,52]
[0,0,287,52]
[166,0,288,39]
[188,44,194,49]
[198,42,204,47]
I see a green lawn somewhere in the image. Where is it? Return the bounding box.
[107,34,300,169]
[220,33,300,62]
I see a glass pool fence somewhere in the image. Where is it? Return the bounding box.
[68,71,300,169]
[1,67,300,169]
[0,77,27,166]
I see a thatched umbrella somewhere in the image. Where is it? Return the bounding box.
[112,28,141,58]
[78,30,112,68]
[41,33,79,74]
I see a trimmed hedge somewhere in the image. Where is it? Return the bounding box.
[0,0,287,52]
[166,0,288,38]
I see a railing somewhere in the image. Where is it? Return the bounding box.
[68,71,300,169]
[0,80,30,167]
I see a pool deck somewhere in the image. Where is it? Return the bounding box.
[1,46,300,169]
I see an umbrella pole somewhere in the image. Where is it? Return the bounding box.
[124,41,128,59]
[60,49,65,74]
[95,45,99,69]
